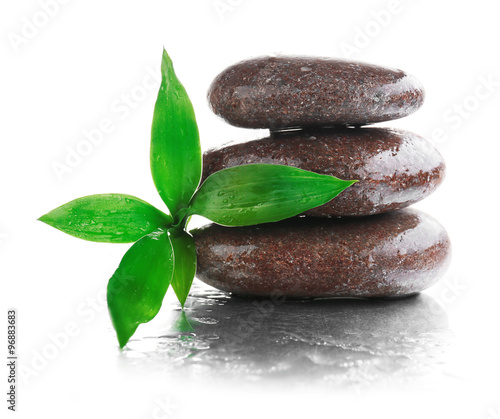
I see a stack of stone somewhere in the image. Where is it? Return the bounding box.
[192,56,451,299]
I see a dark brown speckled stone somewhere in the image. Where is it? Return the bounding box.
[208,56,424,129]
[202,127,445,217]
[192,209,451,299]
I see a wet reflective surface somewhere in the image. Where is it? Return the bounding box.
[119,282,452,387]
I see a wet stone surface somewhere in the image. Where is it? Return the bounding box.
[202,127,445,216]
[192,208,451,298]
[208,56,424,129]
[119,282,452,387]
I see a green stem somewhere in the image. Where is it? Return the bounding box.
[171,207,190,230]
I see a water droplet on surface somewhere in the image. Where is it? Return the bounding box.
[367,254,375,268]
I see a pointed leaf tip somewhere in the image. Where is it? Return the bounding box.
[343,179,359,188]
[117,326,136,350]
[160,48,174,81]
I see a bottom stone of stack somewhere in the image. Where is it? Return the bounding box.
[192,208,451,299]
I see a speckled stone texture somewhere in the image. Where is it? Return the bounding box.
[208,56,424,129]
[202,127,445,217]
[192,208,451,299]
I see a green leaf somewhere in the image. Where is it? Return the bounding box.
[151,48,202,218]
[107,228,174,348]
[169,227,197,307]
[38,194,172,243]
[188,164,357,226]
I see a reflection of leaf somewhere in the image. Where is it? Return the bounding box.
[172,310,195,333]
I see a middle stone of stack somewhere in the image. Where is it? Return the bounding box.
[202,127,445,217]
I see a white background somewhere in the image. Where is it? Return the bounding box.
[1,1,500,418]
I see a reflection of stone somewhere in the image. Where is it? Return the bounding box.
[123,284,450,386]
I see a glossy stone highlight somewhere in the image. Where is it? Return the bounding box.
[202,127,445,217]
[208,56,424,129]
[192,209,451,299]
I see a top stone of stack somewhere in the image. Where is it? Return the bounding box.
[208,56,424,130]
